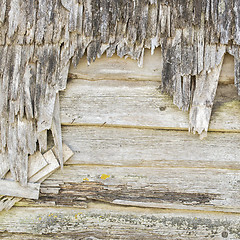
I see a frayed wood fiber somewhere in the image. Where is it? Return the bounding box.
[0,0,239,185]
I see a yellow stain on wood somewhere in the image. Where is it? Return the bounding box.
[101,174,110,180]
[75,212,83,219]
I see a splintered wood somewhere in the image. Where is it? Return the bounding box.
[0,1,240,185]
[0,144,73,211]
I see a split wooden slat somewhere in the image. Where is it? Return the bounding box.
[0,154,9,179]
[0,144,73,211]
[31,143,74,183]
[40,165,240,213]
[28,152,48,180]
[0,180,40,200]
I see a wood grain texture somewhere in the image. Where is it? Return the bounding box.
[0,205,239,239]
[60,79,240,131]
[60,126,240,170]
[1,0,240,183]
[28,164,240,213]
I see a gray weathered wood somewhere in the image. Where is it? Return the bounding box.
[51,93,63,166]
[37,165,240,213]
[189,54,224,136]
[0,143,73,211]
[0,154,9,178]
[1,0,240,182]
[61,126,240,170]
[60,79,240,131]
[0,205,239,239]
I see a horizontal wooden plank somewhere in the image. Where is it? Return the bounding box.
[60,126,240,170]
[35,164,240,213]
[0,205,240,239]
[60,79,240,131]
[0,180,40,200]
[69,48,234,84]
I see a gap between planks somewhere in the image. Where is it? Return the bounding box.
[61,163,240,172]
[13,201,240,215]
[60,123,240,134]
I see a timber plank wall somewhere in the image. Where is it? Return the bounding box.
[1,48,240,239]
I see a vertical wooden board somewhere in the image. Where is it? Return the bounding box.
[62,126,240,170]
[0,154,9,178]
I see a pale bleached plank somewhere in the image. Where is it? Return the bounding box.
[29,143,73,183]
[43,165,240,213]
[60,79,240,131]
[0,205,239,239]
[69,48,163,81]
[28,152,48,180]
[0,180,40,200]
[69,48,234,84]
[61,126,240,170]
[220,53,235,84]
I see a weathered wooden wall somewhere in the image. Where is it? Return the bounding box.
[2,0,240,184]
[1,49,240,239]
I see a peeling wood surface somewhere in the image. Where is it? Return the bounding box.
[1,0,240,182]
[0,144,73,211]
[60,79,240,131]
[0,205,240,239]
[69,49,234,84]
[23,165,240,213]
[1,1,240,238]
